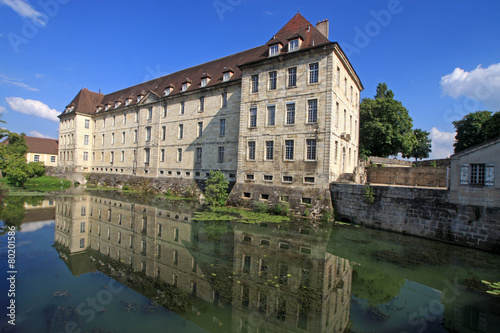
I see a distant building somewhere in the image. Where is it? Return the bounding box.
[58,14,363,205]
[449,136,500,207]
[25,136,59,166]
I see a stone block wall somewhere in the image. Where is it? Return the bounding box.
[366,166,447,188]
[330,184,500,253]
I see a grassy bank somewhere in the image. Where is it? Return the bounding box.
[0,176,71,193]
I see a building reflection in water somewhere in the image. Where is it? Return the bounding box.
[54,193,353,332]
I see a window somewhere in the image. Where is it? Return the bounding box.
[199,97,204,112]
[345,78,348,96]
[182,83,188,92]
[265,141,274,160]
[249,107,257,128]
[335,141,338,163]
[306,139,317,160]
[84,119,90,128]
[269,71,277,90]
[283,175,293,182]
[264,175,273,181]
[83,152,88,161]
[285,140,294,160]
[196,148,202,163]
[470,164,486,185]
[160,149,165,162]
[50,156,56,163]
[80,239,84,248]
[201,77,208,87]
[163,105,167,117]
[288,67,297,88]
[147,107,153,120]
[222,92,227,107]
[123,114,127,124]
[218,146,224,163]
[248,141,256,160]
[286,103,295,125]
[178,124,184,139]
[177,148,182,162]
[145,127,151,142]
[337,67,340,86]
[121,151,124,162]
[223,72,231,82]
[161,126,166,140]
[267,105,275,126]
[197,122,203,138]
[134,130,138,143]
[135,110,139,122]
[269,44,279,56]
[102,134,105,145]
[309,63,319,83]
[84,135,89,145]
[289,38,299,51]
[112,116,116,126]
[220,119,226,136]
[101,152,104,161]
[308,99,318,123]
[111,133,115,145]
[251,75,259,93]
[122,131,125,143]
[110,151,114,163]
[144,148,150,164]
[246,174,254,180]
[344,109,347,130]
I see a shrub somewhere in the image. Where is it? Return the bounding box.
[304,209,310,217]
[321,210,332,222]
[363,186,375,204]
[252,200,268,213]
[26,162,45,177]
[273,202,290,216]
[204,170,229,206]
[430,160,437,168]
[122,184,130,191]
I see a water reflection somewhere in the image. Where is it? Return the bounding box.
[54,193,352,332]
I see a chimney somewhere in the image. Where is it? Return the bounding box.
[316,19,329,39]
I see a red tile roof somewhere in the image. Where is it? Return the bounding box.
[25,136,59,155]
[60,14,340,117]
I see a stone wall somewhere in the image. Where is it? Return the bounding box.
[366,166,447,187]
[45,166,86,183]
[228,183,332,216]
[330,183,500,253]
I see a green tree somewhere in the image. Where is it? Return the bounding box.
[0,132,30,185]
[452,111,495,153]
[204,170,229,206]
[403,129,432,161]
[359,83,416,157]
[484,111,500,141]
[0,114,8,140]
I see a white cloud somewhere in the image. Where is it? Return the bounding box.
[429,127,455,159]
[0,74,39,91]
[440,63,500,110]
[0,106,6,113]
[20,221,54,233]
[28,130,55,139]
[1,0,46,26]
[5,97,59,121]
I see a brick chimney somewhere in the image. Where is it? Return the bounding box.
[316,19,329,39]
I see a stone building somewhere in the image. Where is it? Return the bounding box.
[2,135,59,166]
[58,14,362,205]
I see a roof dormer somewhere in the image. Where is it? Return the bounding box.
[163,84,174,96]
[96,105,103,113]
[104,103,111,111]
[222,67,234,82]
[267,36,283,57]
[125,98,132,106]
[201,73,211,87]
[137,94,144,103]
[114,101,121,109]
[287,33,303,52]
[182,78,191,92]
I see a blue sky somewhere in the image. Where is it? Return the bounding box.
[1,0,499,159]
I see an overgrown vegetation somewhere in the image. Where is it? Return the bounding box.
[204,170,229,206]
[482,280,500,296]
[23,176,71,192]
[363,186,375,204]
[193,206,290,224]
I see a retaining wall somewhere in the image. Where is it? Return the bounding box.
[366,166,447,188]
[330,183,500,253]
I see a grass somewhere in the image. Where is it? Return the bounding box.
[193,206,290,224]
[23,176,72,192]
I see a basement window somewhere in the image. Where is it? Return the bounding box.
[261,194,269,200]
[304,177,315,183]
[243,192,251,198]
[301,197,312,204]
[246,174,255,180]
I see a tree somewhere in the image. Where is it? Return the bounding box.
[0,114,8,140]
[359,83,416,157]
[0,132,30,186]
[204,170,229,206]
[452,111,497,153]
[403,129,432,161]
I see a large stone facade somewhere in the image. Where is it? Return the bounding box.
[58,14,362,204]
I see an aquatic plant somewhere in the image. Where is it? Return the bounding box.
[482,280,500,296]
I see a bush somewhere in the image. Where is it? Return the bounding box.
[304,209,310,217]
[122,184,130,191]
[273,202,290,216]
[430,160,437,168]
[204,170,229,206]
[321,210,332,222]
[363,186,375,204]
[26,162,45,177]
[252,200,268,213]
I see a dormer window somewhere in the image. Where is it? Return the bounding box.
[105,104,110,111]
[222,68,234,82]
[164,88,172,96]
[289,38,299,52]
[182,83,188,92]
[114,102,120,109]
[223,72,230,82]
[137,95,143,103]
[181,79,191,92]
[96,106,102,113]
[125,98,131,106]
[269,44,280,57]
[201,78,208,87]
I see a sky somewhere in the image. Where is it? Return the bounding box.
[0,0,499,159]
